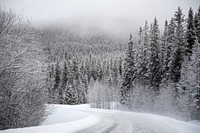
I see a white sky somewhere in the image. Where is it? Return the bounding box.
[0,0,199,36]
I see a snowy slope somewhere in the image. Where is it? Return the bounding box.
[0,105,100,133]
[1,104,200,133]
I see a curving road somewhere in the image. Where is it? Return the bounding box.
[75,108,200,133]
[1,104,200,133]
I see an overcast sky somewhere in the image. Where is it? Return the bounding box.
[0,0,199,36]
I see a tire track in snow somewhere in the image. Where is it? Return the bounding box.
[75,114,117,133]
[73,108,194,133]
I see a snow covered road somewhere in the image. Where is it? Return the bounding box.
[1,104,200,133]
[75,108,200,133]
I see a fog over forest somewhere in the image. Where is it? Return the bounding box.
[1,0,200,132]
[1,0,199,36]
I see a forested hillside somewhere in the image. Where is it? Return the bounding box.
[1,4,200,130]
[46,6,200,121]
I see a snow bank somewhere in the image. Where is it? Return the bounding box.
[1,104,200,133]
[145,114,200,133]
[42,104,90,125]
[1,104,100,133]
[119,111,200,133]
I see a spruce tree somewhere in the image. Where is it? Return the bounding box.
[136,27,144,82]
[54,62,61,90]
[65,60,78,105]
[171,7,185,83]
[49,62,61,103]
[137,21,149,85]
[165,18,176,81]
[193,41,200,119]
[142,21,150,84]
[120,34,136,108]
[149,17,161,90]
[179,40,200,120]
[161,20,168,80]
[168,18,176,43]
[186,7,195,56]
[118,57,123,78]
[59,61,68,104]
[72,58,83,104]
[80,64,88,104]
[194,6,200,43]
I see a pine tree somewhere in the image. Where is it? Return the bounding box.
[120,34,136,108]
[149,17,161,90]
[178,40,200,120]
[137,21,149,85]
[118,57,123,78]
[143,21,149,55]
[72,58,83,104]
[136,27,144,82]
[161,20,168,80]
[65,60,78,105]
[50,62,61,103]
[186,7,195,56]
[193,41,200,119]
[54,62,61,90]
[97,61,103,81]
[109,59,118,87]
[194,6,200,43]
[168,18,176,43]
[178,55,194,120]
[91,59,98,81]
[59,61,68,104]
[80,66,88,104]
[171,7,185,83]
[164,18,175,81]
[142,21,150,84]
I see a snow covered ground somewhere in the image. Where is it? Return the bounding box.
[1,104,200,133]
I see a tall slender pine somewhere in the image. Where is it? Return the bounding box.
[120,34,136,108]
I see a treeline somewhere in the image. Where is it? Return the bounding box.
[121,6,200,120]
[0,5,127,130]
[40,22,127,107]
[46,6,200,120]
[47,54,124,106]
[1,5,200,130]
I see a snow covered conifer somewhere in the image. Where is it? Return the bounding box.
[193,41,200,119]
[160,20,168,80]
[194,6,200,43]
[186,7,195,56]
[136,21,150,85]
[148,17,161,90]
[65,60,78,105]
[54,62,61,90]
[171,7,185,83]
[168,18,176,43]
[163,18,175,81]
[51,62,61,103]
[120,34,136,108]
[59,61,68,104]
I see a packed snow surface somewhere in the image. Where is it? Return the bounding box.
[1,104,200,133]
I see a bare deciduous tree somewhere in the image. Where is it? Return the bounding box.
[0,7,48,130]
